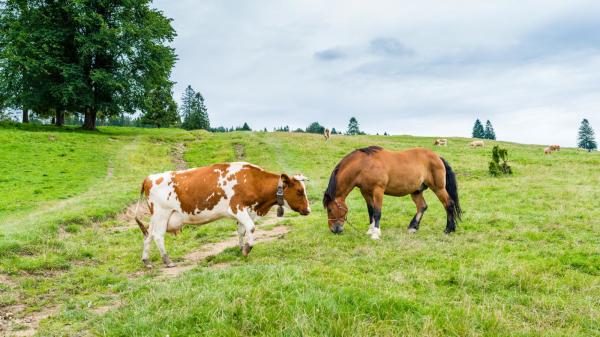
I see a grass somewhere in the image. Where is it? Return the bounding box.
[0,124,599,336]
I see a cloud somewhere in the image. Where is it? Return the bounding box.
[154,0,600,146]
[369,37,413,57]
[314,48,345,61]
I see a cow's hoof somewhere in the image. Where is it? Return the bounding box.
[142,259,152,269]
[165,262,176,268]
[242,243,253,257]
[408,228,418,234]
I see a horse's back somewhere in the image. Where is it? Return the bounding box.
[374,148,444,195]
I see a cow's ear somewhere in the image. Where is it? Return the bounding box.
[281,174,291,188]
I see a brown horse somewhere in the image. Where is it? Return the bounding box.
[323,146,461,239]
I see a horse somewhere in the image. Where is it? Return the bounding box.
[323,146,462,239]
[470,140,484,148]
[324,128,331,141]
[434,138,448,146]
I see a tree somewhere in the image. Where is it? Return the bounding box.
[140,87,179,128]
[306,122,325,134]
[0,0,177,130]
[484,120,496,140]
[331,128,338,134]
[489,146,512,176]
[347,117,361,135]
[577,119,597,152]
[238,122,251,131]
[180,87,210,130]
[472,119,485,138]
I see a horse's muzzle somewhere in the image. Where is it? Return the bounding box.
[331,224,344,234]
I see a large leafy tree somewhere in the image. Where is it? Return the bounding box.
[180,85,210,130]
[484,120,496,140]
[0,0,177,130]
[472,119,485,138]
[577,119,597,152]
[347,117,361,135]
[140,86,179,128]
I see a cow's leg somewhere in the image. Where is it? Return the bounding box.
[235,210,256,256]
[150,209,175,267]
[141,233,153,268]
[237,221,246,250]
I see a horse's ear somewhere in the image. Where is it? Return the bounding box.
[281,174,291,187]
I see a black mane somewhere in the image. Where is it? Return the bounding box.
[322,146,383,207]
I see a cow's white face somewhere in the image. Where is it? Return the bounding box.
[282,174,311,215]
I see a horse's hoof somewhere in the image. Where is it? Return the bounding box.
[366,227,374,235]
[408,228,418,234]
[370,228,381,240]
[242,243,253,257]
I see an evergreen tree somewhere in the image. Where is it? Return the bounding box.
[347,117,361,135]
[472,119,485,138]
[181,87,210,130]
[331,128,337,134]
[240,122,251,131]
[484,120,496,140]
[306,122,325,134]
[577,119,597,152]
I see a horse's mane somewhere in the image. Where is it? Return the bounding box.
[322,146,383,207]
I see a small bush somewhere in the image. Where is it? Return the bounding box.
[489,145,512,176]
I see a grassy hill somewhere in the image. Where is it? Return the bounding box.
[0,123,599,336]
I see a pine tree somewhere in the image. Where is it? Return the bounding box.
[577,119,597,152]
[472,119,485,138]
[347,117,361,135]
[484,120,496,140]
[331,128,337,134]
[181,88,210,130]
[240,122,251,131]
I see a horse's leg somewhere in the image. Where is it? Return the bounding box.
[360,189,375,235]
[370,187,384,240]
[432,188,456,234]
[408,192,428,233]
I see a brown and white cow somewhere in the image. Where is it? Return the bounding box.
[549,144,561,151]
[434,138,447,146]
[135,162,311,268]
[324,128,331,140]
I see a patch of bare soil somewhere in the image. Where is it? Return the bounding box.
[1,304,60,337]
[160,224,290,279]
[171,143,188,170]
[233,143,246,160]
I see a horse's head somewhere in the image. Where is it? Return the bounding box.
[281,174,311,215]
[325,198,348,234]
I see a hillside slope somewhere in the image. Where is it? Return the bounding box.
[1,125,599,336]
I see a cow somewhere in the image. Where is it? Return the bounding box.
[549,145,561,151]
[324,128,331,140]
[135,162,311,268]
[470,140,485,148]
[544,147,553,154]
[434,138,448,146]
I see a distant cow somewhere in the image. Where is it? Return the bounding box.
[544,147,553,155]
[470,140,485,148]
[324,128,331,140]
[434,139,447,146]
[135,162,311,268]
[549,145,560,151]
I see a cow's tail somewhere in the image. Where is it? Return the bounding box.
[135,178,149,237]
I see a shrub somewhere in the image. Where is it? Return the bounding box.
[489,145,512,176]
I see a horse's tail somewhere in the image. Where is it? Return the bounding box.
[440,157,462,222]
[135,178,150,237]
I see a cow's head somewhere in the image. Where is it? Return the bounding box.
[281,174,311,215]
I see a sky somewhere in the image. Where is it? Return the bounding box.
[154,0,600,146]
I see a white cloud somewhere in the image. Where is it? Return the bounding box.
[154,0,600,146]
